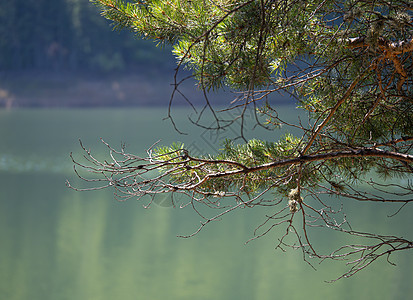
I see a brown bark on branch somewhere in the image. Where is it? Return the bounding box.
[302,72,367,154]
[188,147,412,186]
[347,36,413,54]
[347,36,412,90]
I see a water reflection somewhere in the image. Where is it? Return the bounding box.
[0,109,412,299]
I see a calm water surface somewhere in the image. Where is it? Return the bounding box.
[0,108,412,299]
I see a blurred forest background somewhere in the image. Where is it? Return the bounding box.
[0,0,190,108]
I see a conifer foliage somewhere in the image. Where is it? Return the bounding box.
[70,0,413,279]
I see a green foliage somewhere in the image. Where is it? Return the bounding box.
[67,1,413,278]
[93,0,412,200]
[152,134,314,197]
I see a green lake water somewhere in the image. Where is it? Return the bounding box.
[0,108,412,299]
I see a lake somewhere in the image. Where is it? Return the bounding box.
[0,108,412,299]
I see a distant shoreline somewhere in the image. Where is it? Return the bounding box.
[0,70,292,109]
[0,70,178,108]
